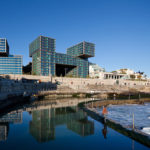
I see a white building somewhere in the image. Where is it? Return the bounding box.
[89,64,147,80]
[89,64,128,79]
[114,69,147,80]
[89,64,105,79]
[116,69,134,75]
[89,64,125,79]
[102,72,128,80]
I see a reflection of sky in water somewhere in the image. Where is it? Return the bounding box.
[97,103,150,134]
[0,104,149,150]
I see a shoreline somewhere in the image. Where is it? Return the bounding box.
[85,98,150,108]
[82,99,150,148]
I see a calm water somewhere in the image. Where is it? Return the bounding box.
[0,99,149,150]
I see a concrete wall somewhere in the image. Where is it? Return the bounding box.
[0,77,56,101]
[54,77,150,88]
[1,74,149,87]
[0,74,52,82]
[0,74,150,100]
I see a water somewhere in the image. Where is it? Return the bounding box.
[97,103,150,135]
[0,99,149,150]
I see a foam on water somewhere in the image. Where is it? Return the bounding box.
[142,127,150,135]
[97,102,150,134]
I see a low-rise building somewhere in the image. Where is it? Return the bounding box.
[89,65,148,80]
[115,69,147,80]
[115,68,134,75]
[102,72,127,80]
[89,63,105,78]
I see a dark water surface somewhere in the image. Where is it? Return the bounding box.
[0,99,149,150]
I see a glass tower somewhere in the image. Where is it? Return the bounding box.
[29,36,55,76]
[0,38,22,75]
[0,38,9,56]
[29,36,95,78]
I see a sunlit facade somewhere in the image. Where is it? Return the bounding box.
[0,38,22,75]
[29,35,95,78]
[0,38,9,56]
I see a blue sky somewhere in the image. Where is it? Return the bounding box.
[1,0,150,76]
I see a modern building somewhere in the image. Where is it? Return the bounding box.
[89,63,105,78]
[29,36,95,78]
[0,38,9,56]
[0,38,22,75]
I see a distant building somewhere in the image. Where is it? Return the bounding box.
[115,69,134,75]
[89,66,140,80]
[115,69,147,80]
[0,38,9,56]
[101,72,127,80]
[0,38,22,75]
[89,63,105,78]
[101,68,147,80]
[89,64,126,79]
[29,36,95,78]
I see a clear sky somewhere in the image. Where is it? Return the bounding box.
[1,0,150,76]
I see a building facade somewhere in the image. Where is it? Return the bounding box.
[89,64,128,79]
[0,38,9,56]
[0,38,22,75]
[29,36,95,78]
[89,63,105,78]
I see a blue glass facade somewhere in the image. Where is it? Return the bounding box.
[0,38,22,75]
[67,41,95,58]
[29,36,56,76]
[29,36,95,78]
[0,38,9,55]
[0,55,22,74]
[55,53,89,77]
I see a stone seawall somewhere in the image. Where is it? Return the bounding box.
[0,74,150,101]
[1,74,150,87]
[0,79,56,101]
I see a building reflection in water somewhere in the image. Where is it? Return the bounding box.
[0,112,22,141]
[29,109,55,142]
[0,98,95,143]
[0,123,9,141]
[29,107,94,143]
